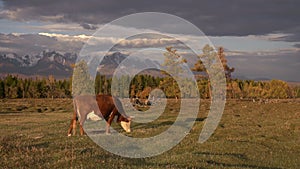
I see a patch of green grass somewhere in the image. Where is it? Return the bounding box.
[0,98,299,168]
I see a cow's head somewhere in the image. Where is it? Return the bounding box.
[118,116,132,133]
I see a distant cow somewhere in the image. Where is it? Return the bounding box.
[132,97,152,107]
[67,94,132,136]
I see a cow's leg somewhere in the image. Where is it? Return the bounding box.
[106,117,112,134]
[79,124,85,136]
[106,109,117,134]
[67,118,74,136]
[79,113,87,136]
[72,118,77,136]
[67,111,77,136]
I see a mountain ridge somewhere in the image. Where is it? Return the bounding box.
[1,51,298,82]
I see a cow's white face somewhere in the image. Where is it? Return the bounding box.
[120,120,131,132]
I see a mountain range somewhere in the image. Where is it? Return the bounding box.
[0,51,162,79]
[0,51,280,81]
[0,51,77,79]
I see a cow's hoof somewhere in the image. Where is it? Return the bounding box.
[67,134,72,137]
[105,132,111,135]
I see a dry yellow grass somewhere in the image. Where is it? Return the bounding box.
[0,98,299,168]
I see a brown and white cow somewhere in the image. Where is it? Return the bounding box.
[67,94,132,136]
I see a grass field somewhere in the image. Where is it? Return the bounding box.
[0,98,299,168]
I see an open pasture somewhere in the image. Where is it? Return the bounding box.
[0,98,299,168]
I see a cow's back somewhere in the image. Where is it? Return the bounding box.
[96,95,116,119]
[74,95,99,120]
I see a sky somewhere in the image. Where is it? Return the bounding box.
[0,0,299,81]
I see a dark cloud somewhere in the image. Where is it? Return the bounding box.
[294,44,300,48]
[267,27,300,42]
[80,23,98,30]
[1,0,300,40]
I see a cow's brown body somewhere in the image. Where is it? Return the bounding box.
[67,94,131,136]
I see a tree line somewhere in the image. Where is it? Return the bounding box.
[0,74,299,99]
[0,75,71,99]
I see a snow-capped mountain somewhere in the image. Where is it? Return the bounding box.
[0,51,77,67]
[0,51,77,78]
[97,52,162,77]
[0,51,162,78]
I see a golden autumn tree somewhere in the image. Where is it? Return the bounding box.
[159,46,187,99]
[218,47,235,79]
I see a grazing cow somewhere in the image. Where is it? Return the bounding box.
[67,94,132,136]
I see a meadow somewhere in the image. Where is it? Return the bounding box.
[0,98,299,168]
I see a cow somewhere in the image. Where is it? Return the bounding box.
[67,94,132,136]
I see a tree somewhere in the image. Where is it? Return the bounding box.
[95,74,101,94]
[192,45,218,99]
[266,80,289,98]
[130,84,136,98]
[218,47,235,79]
[47,75,56,99]
[230,80,242,98]
[160,47,187,99]
[36,79,48,98]
[28,81,39,98]
[0,80,5,98]
[192,59,206,72]
[217,47,235,98]
[72,60,94,96]
[58,79,71,98]
[103,78,110,94]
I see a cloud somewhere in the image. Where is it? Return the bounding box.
[227,49,300,81]
[294,44,300,48]
[210,35,296,52]
[271,29,300,42]
[27,23,84,33]
[0,32,183,56]
[38,32,179,47]
[80,23,98,30]
[0,33,83,56]
[116,37,180,48]
[38,32,91,41]
[1,0,300,41]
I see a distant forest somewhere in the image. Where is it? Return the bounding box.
[0,74,299,99]
[1,45,299,99]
